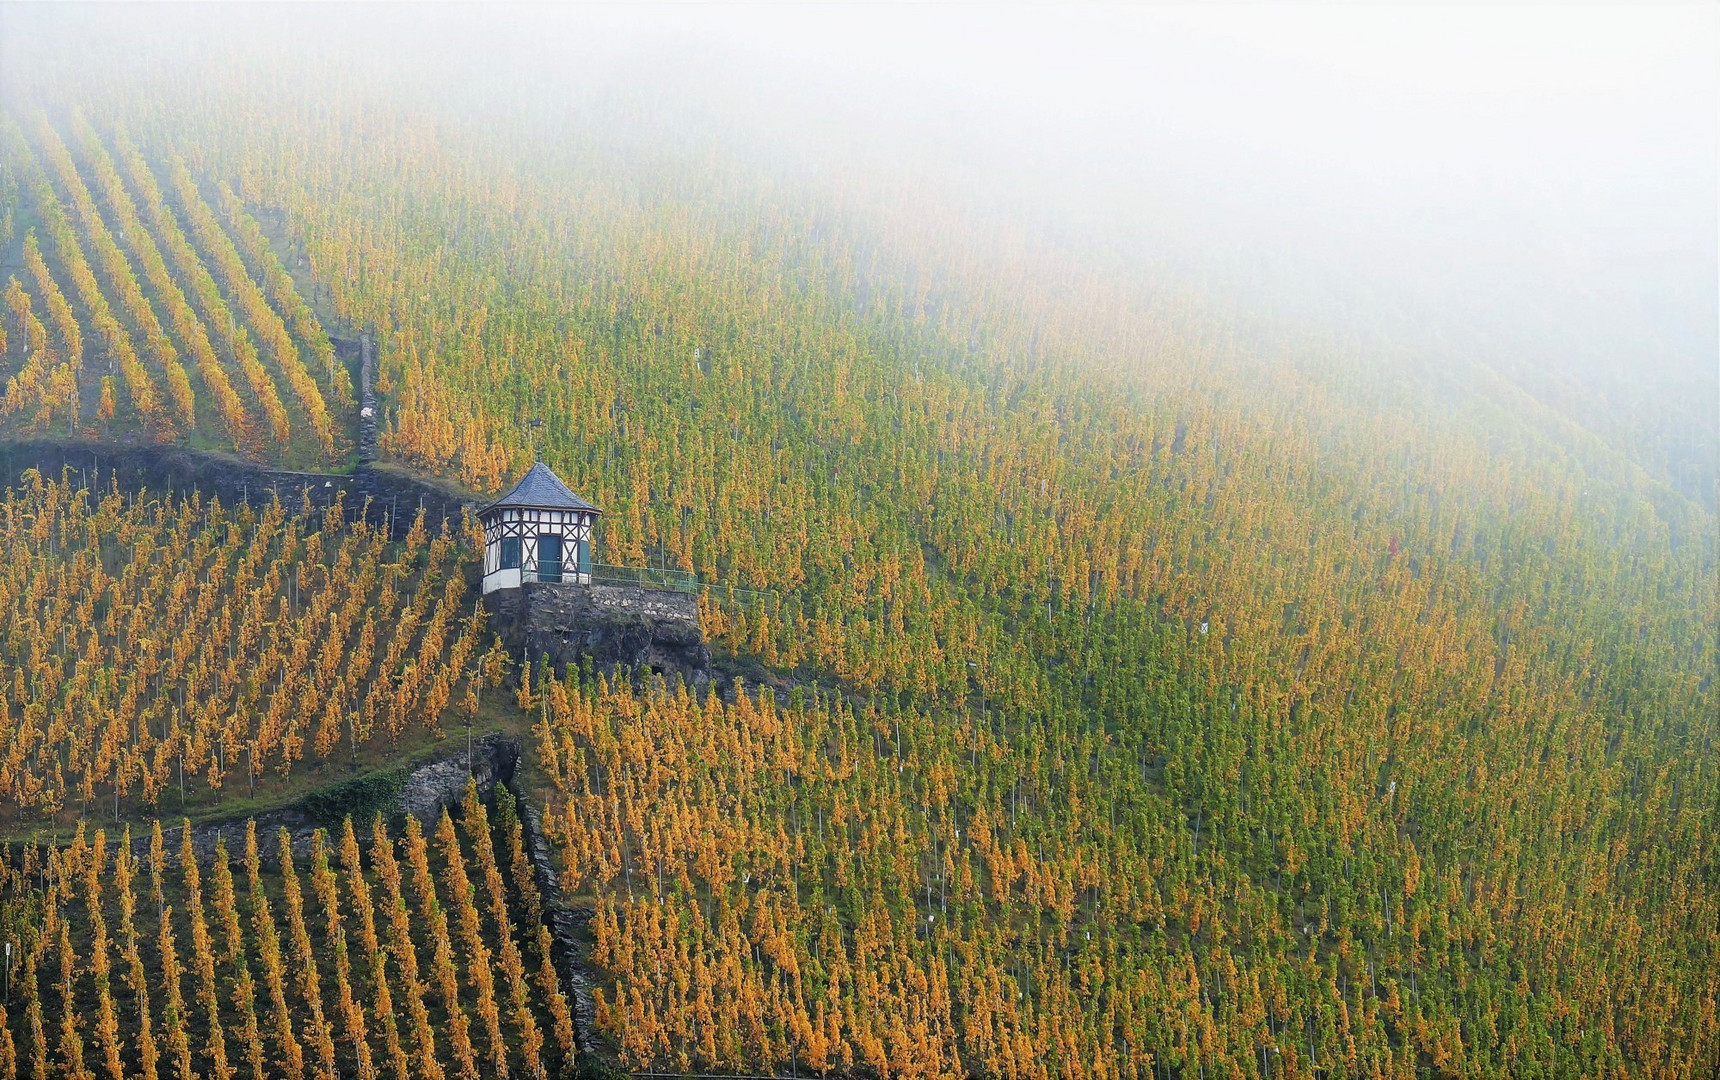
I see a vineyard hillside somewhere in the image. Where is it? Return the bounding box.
[0,111,352,469]
[0,10,1714,1080]
[0,786,579,1080]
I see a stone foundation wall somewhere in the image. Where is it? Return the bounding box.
[486,581,711,689]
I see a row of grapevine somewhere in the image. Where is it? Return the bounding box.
[19,235,80,374]
[165,155,336,457]
[0,796,572,1080]
[111,125,294,449]
[0,111,346,464]
[33,114,196,433]
[0,470,503,821]
[7,131,159,434]
[70,112,254,452]
[214,177,353,409]
[0,272,74,430]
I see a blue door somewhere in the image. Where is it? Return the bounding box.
[536,534,562,582]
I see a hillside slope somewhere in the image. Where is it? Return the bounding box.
[0,32,1715,1080]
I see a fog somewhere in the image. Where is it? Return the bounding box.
[4,3,1715,490]
[580,5,1718,484]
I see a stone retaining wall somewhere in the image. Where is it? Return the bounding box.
[486,580,711,689]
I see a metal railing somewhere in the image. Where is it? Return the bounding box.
[590,562,700,594]
[520,562,578,584]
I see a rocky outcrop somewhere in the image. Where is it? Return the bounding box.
[486,581,712,689]
[397,732,520,824]
[147,805,322,870]
[517,801,600,1049]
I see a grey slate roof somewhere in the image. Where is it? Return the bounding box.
[481,462,601,514]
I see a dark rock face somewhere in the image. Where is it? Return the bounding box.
[143,805,322,871]
[486,581,711,689]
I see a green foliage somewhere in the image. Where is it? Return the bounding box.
[574,1053,634,1080]
[296,767,406,829]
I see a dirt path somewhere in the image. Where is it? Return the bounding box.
[358,330,378,463]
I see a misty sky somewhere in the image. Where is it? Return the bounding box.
[4,2,1716,457]
[642,4,1718,380]
[296,2,1718,403]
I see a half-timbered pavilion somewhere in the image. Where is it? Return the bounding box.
[479,462,600,593]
